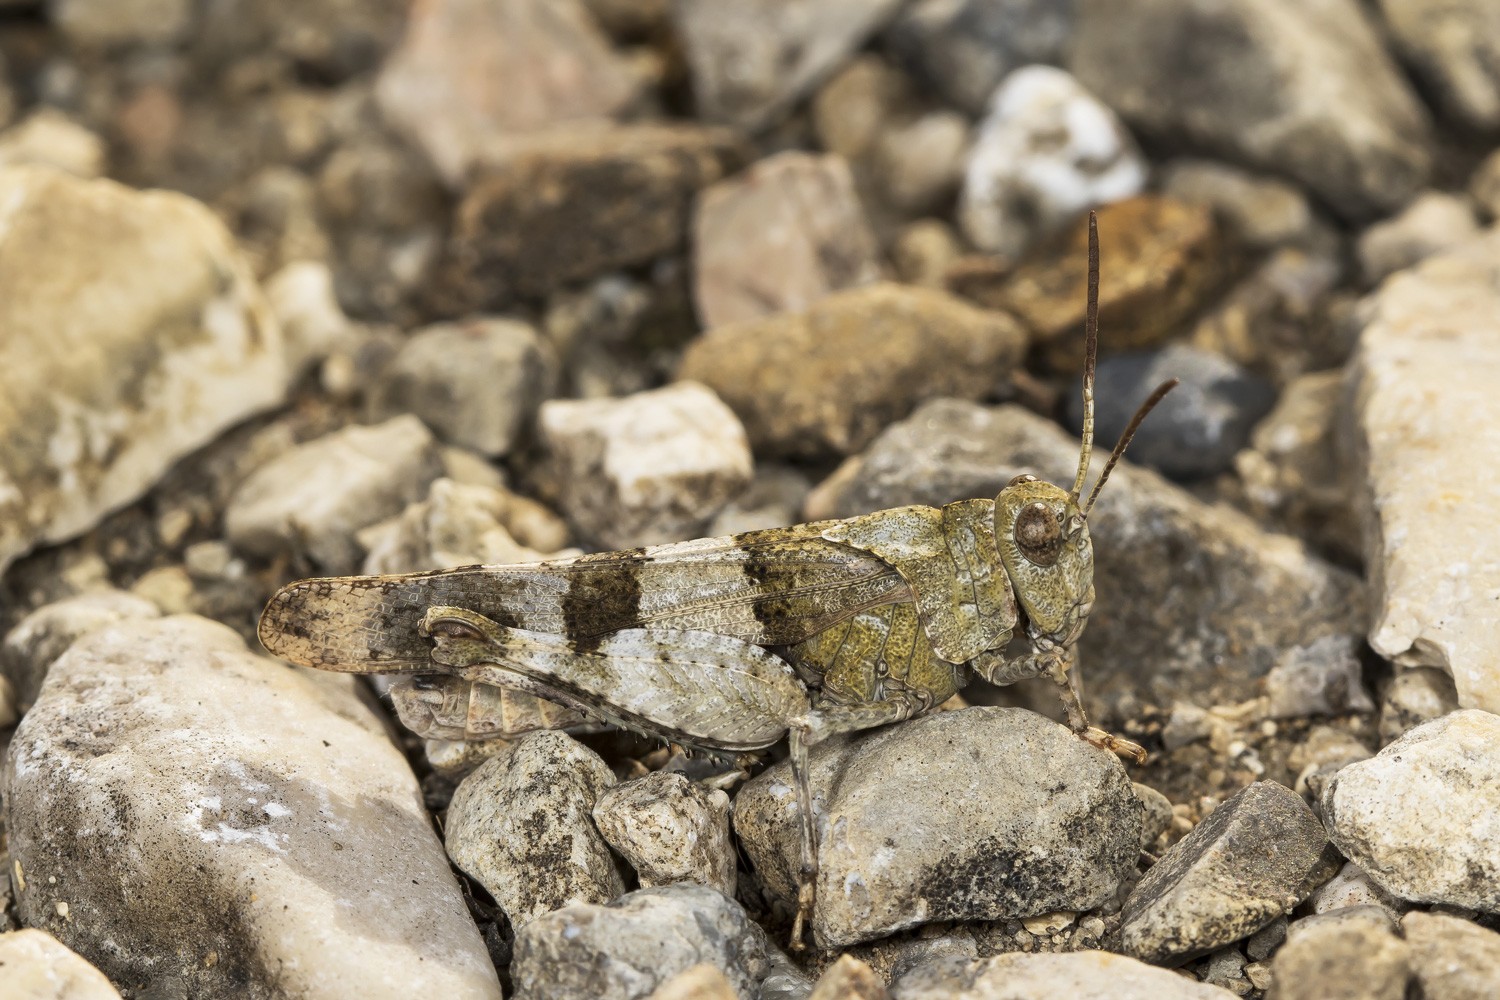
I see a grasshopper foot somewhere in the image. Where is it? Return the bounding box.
[1080,725,1147,765]
[789,872,816,952]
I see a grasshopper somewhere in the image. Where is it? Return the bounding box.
[258,213,1176,948]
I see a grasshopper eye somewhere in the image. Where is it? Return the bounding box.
[1008,473,1038,487]
[1014,502,1063,566]
[427,618,485,641]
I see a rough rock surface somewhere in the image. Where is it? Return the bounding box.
[444,731,624,928]
[511,884,770,1000]
[692,151,880,329]
[0,166,284,577]
[671,0,905,130]
[892,951,1240,999]
[735,708,1142,949]
[1070,0,1432,221]
[1378,667,1459,745]
[3,615,500,1000]
[1307,861,1408,920]
[678,284,1027,459]
[956,196,1221,372]
[1121,782,1339,964]
[1320,710,1500,912]
[957,65,1146,262]
[593,771,736,896]
[225,415,443,572]
[1377,0,1500,131]
[537,381,752,548]
[368,318,557,457]
[1403,911,1500,1000]
[1268,907,1408,1000]
[1,589,160,709]
[1344,228,1500,711]
[446,124,742,308]
[0,929,123,1000]
[1263,635,1373,720]
[375,0,638,185]
[807,401,1365,712]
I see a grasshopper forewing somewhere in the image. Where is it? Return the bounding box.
[257,211,1177,949]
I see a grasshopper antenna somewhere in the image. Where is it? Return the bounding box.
[1069,211,1100,504]
[1083,378,1179,515]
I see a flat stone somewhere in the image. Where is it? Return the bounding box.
[1357,191,1480,285]
[445,124,742,308]
[1269,907,1409,1000]
[806,400,1366,712]
[368,318,556,457]
[225,415,443,573]
[1070,0,1432,221]
[0,929,122,1000]
[1159,159,1318,251]
[1403,911,1500,1000]
[957,65,1146,263]
[678,284,1027,459]
[883,0,1075,115]
[670,0,904,130]
[445,731,624,928]
[1321,710,1500,913]
[891,951,1241,999]
[1377,0,1500,131]
[0,167,285,577]
[1377,667,1458,745]
[1,590,160,710]
[955,196,1221,372]
[1344,228,1500,711]
[734,708,1141,949]
[375,0,638,185]
[1065,344,1276,481]
[511,884,770,1000]
[4,615,500,999]
[593,771,736,897]
[692,151,879,329]
[537,381,752,548]
[1120,781,1340,964]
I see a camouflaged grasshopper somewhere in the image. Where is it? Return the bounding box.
[258,213,1176,948]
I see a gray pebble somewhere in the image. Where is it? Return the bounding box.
[1268,907,1408,1000]
[593,771,736,897]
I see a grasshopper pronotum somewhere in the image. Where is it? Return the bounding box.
[258,212,1176,948]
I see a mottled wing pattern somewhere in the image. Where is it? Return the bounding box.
[258,522,910,671]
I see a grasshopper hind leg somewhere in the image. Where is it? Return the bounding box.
[1043,648,1147,765]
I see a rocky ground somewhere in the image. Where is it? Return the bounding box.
[1,0,1499,998]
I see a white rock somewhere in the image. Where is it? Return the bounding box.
[376,0,637,185]
[538,382,753,548]
[1321,710,1500,912]
[0,110,105,178]
[1307,861,1408,921]
[1378,667,1459,745]
[1,590,161,710]
[593,771,736,896]
[0,929,122,1000]
[1358,191,1480,285]
[225,416,443,572]
[958,65,1146,262]
[264,260,357,378]
[894,950,1240,999]
[1345,228,1500,711]
[692,151,880,329]
[3,615,501,999]
[445,731,624,928]
[0,167,285,576]
[368,318,557,457]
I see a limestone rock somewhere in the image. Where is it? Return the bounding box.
[678,284,1027,460]
[1357,192,1480,285]
[511,884,770,1000]
[670,0,904,130]
[50,0,192,46]
[807,401,1366,712]
[368,318,557,457]
[446,124,742,307]
[1120,781,1340,964]
[264,260,357,378]
[692,151,879,329]
[1344,228,1500,711]
[0,929,122,1000]
[957,65,1146,263]
[1377,0,1500,131]
[3,615,500,1000]
[224,415,443,573]
[2,590,160,710]
[1267,907,1409,1000]
[1320,710,1500,913]
[1071,0,1433,221]
[1160,159,1318,251]
[375,0,638,185]
[0,109,105,178]
[1377,667,1459,745]
[1307,861,1408,920]
[1402,911,1500,1000]
[892,951,1240,999]
[734,708,1142,949]
[444,731,624,928]
[593,771,736,897]
[0,167,284,576]
[538,381,752,548]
